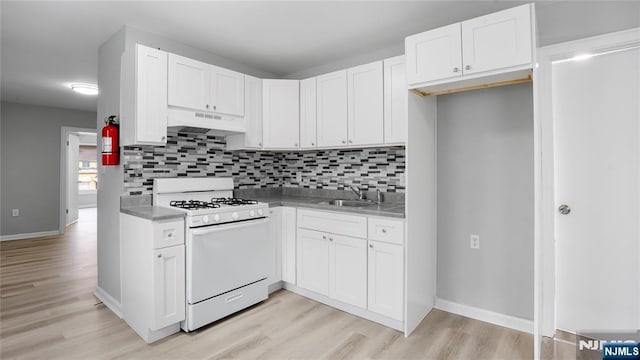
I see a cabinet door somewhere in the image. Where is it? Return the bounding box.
[134,45,168,145]
[152,245,185,330]
[244,75,263,148]
[368,240,403,321]
[168,54,209,111]
[405,23,462,85]
[210,65,245,116]
[383,56,407,144]
[347,61,384,146]
[297,229,329,296]
[263,80,300,149]
[300,77,317,149]
[267,208,282,286]
[281,207,297,284]
[329,234,367,308]
[317,70,348,147]
[461,4,532,75]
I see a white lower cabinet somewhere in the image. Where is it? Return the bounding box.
[267,208,282,286]
[297,228,330,296]
[280,207,297,284]
[368,239,404,321]
[329,234,367,308]
[152,245,185,330]
[121,214,185,343]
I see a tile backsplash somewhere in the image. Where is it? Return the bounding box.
[122,130,405,196]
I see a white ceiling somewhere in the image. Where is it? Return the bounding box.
[2,1,639,112]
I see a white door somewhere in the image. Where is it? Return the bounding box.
[368,240,404,321]
[263,79,300,149]
[210,65,244,116]
[66,133,79,226]
[135,45,167,145]
[461,4,532,75]
[281,207,297,284]
[329,234,367,308]
[267,208,282,286]
[347,61,384,146]
[405,23,462,85]
[317,70,348,147]
[297,228,329,296]
[244,75,263,148]
[168,54,209,111]
[384,56,408,144]
[553,47,640,332]
[300,77,317,149]
[152,245,185,330]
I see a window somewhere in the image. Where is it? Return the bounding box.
[78,145,98,191]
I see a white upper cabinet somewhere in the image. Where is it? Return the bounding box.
[122,44,168,146]
[317,70,348,147]
[210,65,244,116]
[383,56,407,144]
[405,23,463,85]
[300,77,318,149]
[263,79,300,149]
[244,75,263,148]
[461,4,533,75]
[347,61,384,146]
[168,54,209,111]
[405,4,534,91]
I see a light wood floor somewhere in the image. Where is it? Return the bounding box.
[1,208,535,359]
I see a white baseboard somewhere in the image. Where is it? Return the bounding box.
[95,287,122,318]
[435,298,533,334]
[0,230,61,241]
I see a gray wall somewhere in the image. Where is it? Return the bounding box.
[0,101,96,236]
[436,83,534,320]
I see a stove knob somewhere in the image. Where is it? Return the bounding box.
[257,209,264,216]
[202,215,209,224]
[232,212,239,220]
[249,210,255,217]
[213,214,220,222]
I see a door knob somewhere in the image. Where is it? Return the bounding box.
[558,204,571,215]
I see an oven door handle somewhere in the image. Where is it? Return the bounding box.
[190,218,269,236]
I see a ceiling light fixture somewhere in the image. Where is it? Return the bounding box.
[70,83,99,95]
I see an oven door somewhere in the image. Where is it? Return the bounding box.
[186,218,269,304]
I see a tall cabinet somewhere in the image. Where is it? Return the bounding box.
[262,80,300,149]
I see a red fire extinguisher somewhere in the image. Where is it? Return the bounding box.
[102,115,119,166]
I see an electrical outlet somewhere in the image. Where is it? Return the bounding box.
[470,234,480,249]
[12,209,19,217]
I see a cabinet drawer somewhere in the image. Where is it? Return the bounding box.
[368,218,404,245]
[153,220,184,249]
[297,209,367,238]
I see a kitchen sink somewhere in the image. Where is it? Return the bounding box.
[317,199,376,207]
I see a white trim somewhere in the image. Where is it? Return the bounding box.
[435,298,533,334]
[283,282,404,332]
[0,230,61,241]
[94,287,122,318]
[534,27,640,345]
[60,126,97,234]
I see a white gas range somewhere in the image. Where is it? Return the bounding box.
[153,177,270,332]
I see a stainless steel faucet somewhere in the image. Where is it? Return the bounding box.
[350,185,364,200]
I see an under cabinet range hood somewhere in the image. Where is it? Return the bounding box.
[167,107,246,134]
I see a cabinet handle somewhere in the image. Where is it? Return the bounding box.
[342,140,346,144]
[453,67,459,73]
[294,143,298,147]
[329,238,333,242]
[311,142,315,146]
[214,105,217,110]
[161,136,166,141]
[348,140,353,144]
[381,229,387,234]
[369,244,374,248]
[322,235,327,240]
[167,232,173,237]
[465,65,471,71]
[206,104,209,109]
[259,142,263,147]
[157,254,162,258]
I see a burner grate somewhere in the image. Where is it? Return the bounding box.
[169,200,221,210]
[210,197,259,206]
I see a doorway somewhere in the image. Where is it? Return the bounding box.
[60,127,97,233]
[534,28,640,358]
